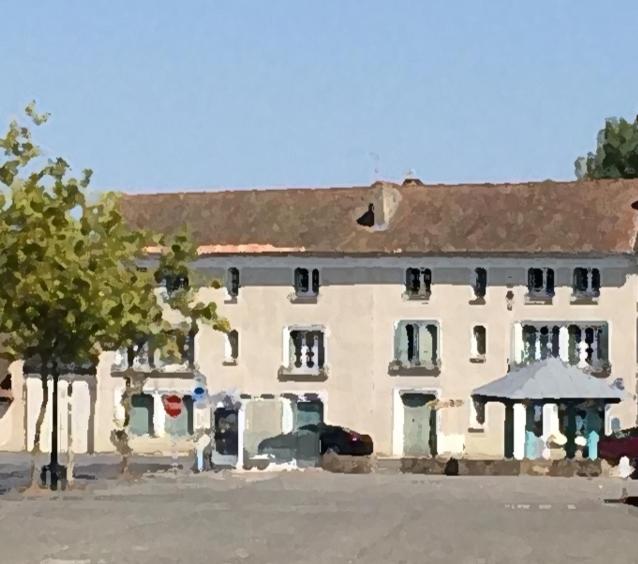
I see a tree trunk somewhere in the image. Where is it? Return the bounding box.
[29,368,49,489]
[110,371,134,477]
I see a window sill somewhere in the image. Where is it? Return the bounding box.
[288,294,319,304]
[467,427,485,434]
[222,360,238,367]
[468,297,486,306]
[277,366,328,382]
[524,294,554,305]
[570,295,599,305]
[224,296,238,305]
[469,357,486,364]
[402,292,431,303]
[387,361,441,376]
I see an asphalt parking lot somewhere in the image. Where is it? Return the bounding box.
[0,463,637,564]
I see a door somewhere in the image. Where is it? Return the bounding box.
[402,393,436,457]
[293,399,324,467]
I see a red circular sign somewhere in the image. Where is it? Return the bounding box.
[162,394,183,418]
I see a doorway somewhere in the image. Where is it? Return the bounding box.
[401,392,437,457]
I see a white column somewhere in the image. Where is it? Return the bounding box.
[237,402,247,469]
[72,380,90,454]
[542,403,559,459]
[58,380,69,454]
[590,330,598,367]
[513,403,526,460]
[153,391,166,437]
[513,323,524,364]
[26,376,43,451]
[586,270,593,294]
[558,327,569,362]
[534,329,541,361]
[41,381,53,453]
[282,397,295,433]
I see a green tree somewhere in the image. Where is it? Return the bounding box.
[0,104,162,489]
[576,115,638,179]
[110,231,230,475]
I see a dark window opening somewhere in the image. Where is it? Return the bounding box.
[527,268,554,296]
[573,267,600,297]
[162,273,189,295]
[227,330,239,361]
[473,326,486,357]
[226,267,240,297]
[289,330,325,371]
[0,374,11,390]
[473,267,487,298]
[356,203,375,227]
[294,268,319,296]
[405,268,432,298]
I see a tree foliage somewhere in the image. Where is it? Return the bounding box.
[576,115,638,179]
[0,103,229,479]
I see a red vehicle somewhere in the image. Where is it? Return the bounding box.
[598,427,638,464]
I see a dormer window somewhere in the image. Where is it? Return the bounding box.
[404,268,432,300]
[293,268,319,299]
[572,268,600,301]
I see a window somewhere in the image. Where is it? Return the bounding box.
[161,273,189,295]
[294,268,319,297]
[130,394,154,436]
[287,329,325,373]
[405,268,432,299]
[226,267,240,298]
[224,330,239,364]
[472,268,487,300]
[527,268,554,298]
[572,267,600,298]
[469,399,485,431]
[392,321,439,370]
[164,395,194,437]
[471,325,486,362]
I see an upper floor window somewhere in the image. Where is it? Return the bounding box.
[470,325,487,362]
[279,327,327,381]
[161,273,189,295]
[389,320,440,374]
[294,268,319,297]
[472,267,487,301]
[405,268,432,300]
[224,330,239,365]
[226,267,240,298]
[527,268,554,299]
[572,267,600,299]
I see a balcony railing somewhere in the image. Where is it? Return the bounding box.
[513,322,610,377]
[112,335,195,374]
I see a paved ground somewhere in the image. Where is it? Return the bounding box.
[0,463,637,564]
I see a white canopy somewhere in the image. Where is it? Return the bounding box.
[472,358,625,401]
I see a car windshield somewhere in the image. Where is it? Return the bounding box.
[613,427,638,438]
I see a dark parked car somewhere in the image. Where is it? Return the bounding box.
[598,427,638,464]
[258,423,373,461]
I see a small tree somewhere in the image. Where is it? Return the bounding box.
[576,115,638,179]
[110,230,229,474]
[0,104,162,489]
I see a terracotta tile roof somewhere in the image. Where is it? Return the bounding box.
[120,179,638,256]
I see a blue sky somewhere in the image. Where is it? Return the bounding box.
[2,1,637,192]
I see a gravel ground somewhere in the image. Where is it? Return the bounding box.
[0,464,636,564]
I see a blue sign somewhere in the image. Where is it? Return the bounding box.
[193,385,207,402]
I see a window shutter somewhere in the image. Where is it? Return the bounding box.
[311,269,320,295]
[546,269,555,295]
[591,268,601,292]
[395,323,409,364]
[527,269,535,292]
